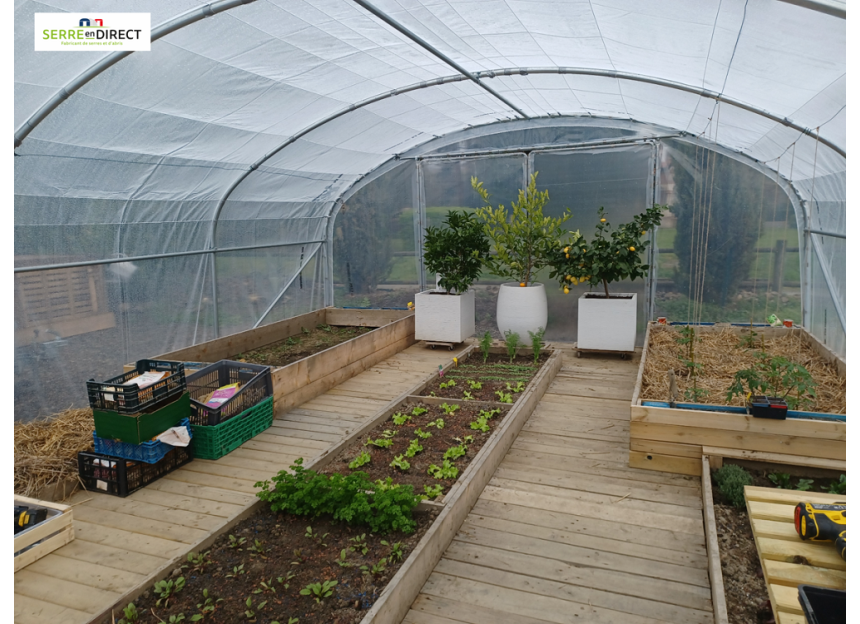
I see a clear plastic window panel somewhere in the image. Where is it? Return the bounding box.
[654,139,802,326]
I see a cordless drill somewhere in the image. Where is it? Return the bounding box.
[794,502,846,559]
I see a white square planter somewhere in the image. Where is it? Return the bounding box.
[415,289,475,344]
[577,293,637,352]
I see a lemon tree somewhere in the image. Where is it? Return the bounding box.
[472,173,576,285]
[550,204,667,297]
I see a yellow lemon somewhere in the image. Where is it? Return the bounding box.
[600,218,606,222]
[563,286,569,294]
[520,282,526,287]
[565,254,569,259]
[629,246,635,251]
[641,230,646,235]
[563,247,569,253]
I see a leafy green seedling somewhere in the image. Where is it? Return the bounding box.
[440,402,460,415]
[374,477,399,491]
[381,429,397,438]
[244,596,267,619]
[797,479,814,491]
[349,450,371,469]
[336,549,353,568]
[470,417,490,432]
[196,588,223,616]
[249,539,268,557]
[366,437,394,448]
[405,439,423,458]
[428,460,459,479]
[254,579,277,594]
[300,580,337,604]
[381,540,404,563]
[350,534,368,554]
[392,412,411,425]
[291,549,305,565]
[414,428,432,439]
[154,577,185,608]
[439,379,456,389]
[506,381,525,393]
[186,551,212,574]
[390,454,410,471]
[227,534,246,549]
[443,445,466,461]
[467,380,483,390]
[361,559,387,577]
[503,330,521,363]
[226,564,245,578]
[301,326,310,335]
[495,390,513,403]
[411,406,428,417]
[462,391,474,400]
[317,323,332,332]
[822,474,846,495]
[428,418,445,429]
[480,331,493,363]
[768,472,791,489]
[480,408,501,419]
[305,526,328,547]
[167,615,185,624]
[118,603,139,624]
[422,484,444,499]
[528,327,545,365]
[454,435,474,445]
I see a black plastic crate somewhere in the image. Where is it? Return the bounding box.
[186,360,273,426]
[87,360,187,415]
[798,585,845,624]
[77,444,193,497]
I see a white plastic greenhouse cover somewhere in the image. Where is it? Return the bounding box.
[13,0,846,417]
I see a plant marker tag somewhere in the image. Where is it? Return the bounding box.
[438,365,444,377]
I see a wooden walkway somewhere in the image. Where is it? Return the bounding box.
[404,347,715,624]
[14,343,455,624]
[745,486,846,624]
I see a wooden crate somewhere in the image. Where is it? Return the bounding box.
[14,495,74,572]
[629,322,846,476]
[14,264,116,347]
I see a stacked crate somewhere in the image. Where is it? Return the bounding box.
[78,360,193,497]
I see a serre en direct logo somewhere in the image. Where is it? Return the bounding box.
[35,13,150,51]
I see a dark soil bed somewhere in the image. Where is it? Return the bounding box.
[323,399,511,499]
[711,466,846,624]
[233,325,374,368]
[100,505,439,624]
[418,352,548,403]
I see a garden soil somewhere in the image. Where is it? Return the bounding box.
[232,325,373,368]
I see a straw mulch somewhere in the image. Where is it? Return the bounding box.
[14,407,94,499]
[640,326,846,414]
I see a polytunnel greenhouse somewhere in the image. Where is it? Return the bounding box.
[13,1,847,623]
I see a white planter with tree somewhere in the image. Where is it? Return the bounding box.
[550,204,667,355]
[472,173,575,346]
[415,211,489,344]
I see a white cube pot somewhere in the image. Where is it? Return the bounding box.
[577,293,637,352]
[415,289,475,343]
[496,282,547,340]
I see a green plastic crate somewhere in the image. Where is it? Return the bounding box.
[190,396,273,460]
[93,392,190,445]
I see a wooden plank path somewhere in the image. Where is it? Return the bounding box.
[404,348,715,624]
[14,343,458,624]
[745,486,846,624]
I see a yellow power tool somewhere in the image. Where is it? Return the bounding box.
[794,502,846,560]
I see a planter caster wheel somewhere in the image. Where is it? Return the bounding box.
[429,344,435,350]
[448,345,454,351]
[620,353,627,360]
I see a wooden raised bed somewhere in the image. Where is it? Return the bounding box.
[150,307,415,414]
[95,343,561,624]
[14,495,74,572]
[629,322,846,476]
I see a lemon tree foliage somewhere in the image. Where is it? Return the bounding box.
[255,458,421,534]
[550,204,667,297]
[423,210,490,294]
[472,173,576,285]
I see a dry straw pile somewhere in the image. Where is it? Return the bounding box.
[640,325,846,414]
[14,407,94,499]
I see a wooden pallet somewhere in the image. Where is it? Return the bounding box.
[14,495,75,572]
[744,485,846,624]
